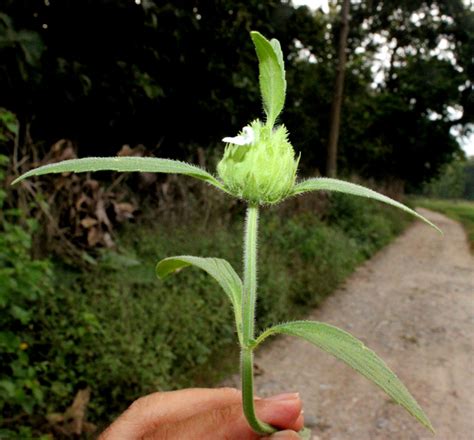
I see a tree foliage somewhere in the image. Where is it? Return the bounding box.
[0,0,472,188]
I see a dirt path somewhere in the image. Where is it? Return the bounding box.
[226,209,474,439]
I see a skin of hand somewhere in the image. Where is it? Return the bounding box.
[99,387,304,440]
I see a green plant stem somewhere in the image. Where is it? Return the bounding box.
[241,205,276,435]
[243,205,258,342]
[241,348,275,434]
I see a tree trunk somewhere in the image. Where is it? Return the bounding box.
[326,0,350,177]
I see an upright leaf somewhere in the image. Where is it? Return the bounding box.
[270,38,285,73]
[250,31,286,128]
[291,177,441,233]
[156,256,243,343]
[255,320,434,432]
[12,157,226,191]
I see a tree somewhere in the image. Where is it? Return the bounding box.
[341,0,473,188]
[0,0,304,158]
[326,0,350,177]
[0,0,471,190]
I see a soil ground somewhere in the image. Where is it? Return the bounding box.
[224,209,474,439]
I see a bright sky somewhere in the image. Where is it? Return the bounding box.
[292,0,474,157]
[292,0,330,12]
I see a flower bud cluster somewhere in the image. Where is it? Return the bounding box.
[217,120,299,204]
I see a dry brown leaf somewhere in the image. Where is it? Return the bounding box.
[46,387,96,436]
[113,202,136,222]
[80,217,98,229]
[75,194,91,210]
[117,144,147,157]
[50,139,77,162]
[12,140,146,259]
[103,232,115,248]
[117,144,133,156]
[87,227,101,247]
[95,196,111,229]
[84,179,100,192]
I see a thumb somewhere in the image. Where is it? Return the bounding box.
[146,393,303,439]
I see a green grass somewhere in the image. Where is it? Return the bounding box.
[415,198,474,251]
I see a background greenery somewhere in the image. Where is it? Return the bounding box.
[1,0,472,187]
[421,157,474,200]
[0,158,412,436]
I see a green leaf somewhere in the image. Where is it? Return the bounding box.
[270,38,285,73]
[12,157,226,191]
[250,31,286,127]
[156,256,243,343]
[255,321,434,432]
[291,177,441,233]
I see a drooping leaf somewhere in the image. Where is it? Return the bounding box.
[250,31,286,128]
[291,177,441,233]
[156,256,243,343]
[255,320,434,432]
[12,157,226,191]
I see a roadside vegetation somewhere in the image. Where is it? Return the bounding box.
[1,160,412,437]
[415,198,474,250]
[416,156,474,250]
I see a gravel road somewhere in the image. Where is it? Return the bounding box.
[225,209,474,439]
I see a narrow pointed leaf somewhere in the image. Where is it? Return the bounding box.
[270,38,285,73]
[250,31,286,127]
[12,157,225,190]
[156,256,243,343]
[255,321,434,432]
[291,177,441,233]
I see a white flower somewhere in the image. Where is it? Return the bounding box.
[222,126,255,146]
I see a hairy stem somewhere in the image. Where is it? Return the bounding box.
[241,205,276,435]
[243,205,258,342]
[241,348,275,434]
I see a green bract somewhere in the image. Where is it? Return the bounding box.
[217,120,299,204]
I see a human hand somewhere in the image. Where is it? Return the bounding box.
[99,387,304,439]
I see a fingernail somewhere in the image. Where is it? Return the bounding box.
[296,412,304,428]
[264,392,299,401]
[263,430,299,439]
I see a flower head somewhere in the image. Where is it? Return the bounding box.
[217,120,299,205]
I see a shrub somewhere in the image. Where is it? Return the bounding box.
[0,154,54,438]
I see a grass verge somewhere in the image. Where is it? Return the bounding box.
[414,198,474,251]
